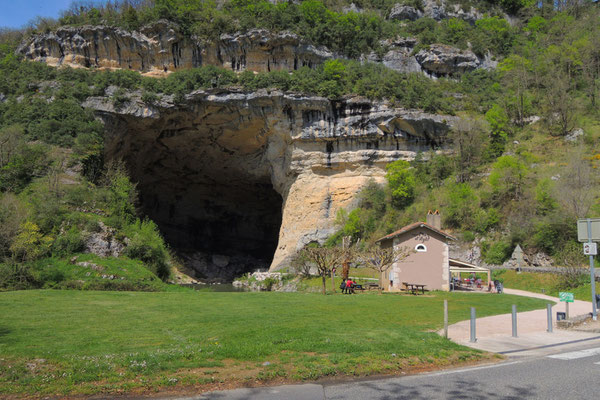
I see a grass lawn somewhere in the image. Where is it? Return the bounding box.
[0,290,551,397]
[495,269,600,301]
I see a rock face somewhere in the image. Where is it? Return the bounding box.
[368,39,491,76]
[19,22,494,78]
[84,89,459,281]
[389,0,482,24]
[18,22,333,76]
[415,44,481,76]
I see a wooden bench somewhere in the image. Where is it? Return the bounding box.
[402,282,427,295]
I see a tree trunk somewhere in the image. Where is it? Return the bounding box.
[342,261,350,280]
[321,274,327,295]
[331,269,336,293]
[379,271,383,295]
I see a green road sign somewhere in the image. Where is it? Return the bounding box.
[559,292,574,303]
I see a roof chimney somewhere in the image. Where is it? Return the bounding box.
[427,210,441,230]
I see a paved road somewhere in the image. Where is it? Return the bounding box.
[195,339,600,399]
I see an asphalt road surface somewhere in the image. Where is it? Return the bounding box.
[197,339,600,400]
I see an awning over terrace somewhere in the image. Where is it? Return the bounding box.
[449,258,491,288]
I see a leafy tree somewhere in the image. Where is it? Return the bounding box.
[489,155,529,202]
[484,104,510,159]
[10,221,52,262]
[102,162,138,226]
[444,183,479,229]
[385,160,416,209]
[498,55,533,127]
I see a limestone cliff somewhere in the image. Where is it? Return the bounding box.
[18,22,494,77]
[84,89,459,281]
[18,22,333,76]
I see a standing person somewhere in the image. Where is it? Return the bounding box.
[340,278,347,294]
[346,278,355,294]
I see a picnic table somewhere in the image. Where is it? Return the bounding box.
[402,282,427,295]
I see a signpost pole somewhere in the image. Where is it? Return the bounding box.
[587,219,597,321]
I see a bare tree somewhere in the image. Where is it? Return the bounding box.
[361,245,411,294]
[556,241,587,289]
[299,246,346,295]
[554,145,598,218]
[448,119,488,183]
[0,126,25,168]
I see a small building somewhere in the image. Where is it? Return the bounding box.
[376,212,456,292]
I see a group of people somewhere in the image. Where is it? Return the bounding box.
[340,278,355,294]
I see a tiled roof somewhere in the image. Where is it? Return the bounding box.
[376,221,456,243]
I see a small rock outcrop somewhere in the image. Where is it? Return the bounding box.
[389,0,482,24]
[84,221,125,258]
[415,44,481,76]
[368,39,491,76]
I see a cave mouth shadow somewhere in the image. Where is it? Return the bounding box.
[139,179,283,283]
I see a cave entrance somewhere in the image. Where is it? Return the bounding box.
[107,110,284,283]
[138,176,283,283]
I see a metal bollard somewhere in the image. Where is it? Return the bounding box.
[444,300,448,339]
[547,303,553,333]
[470,307,477,343]
[512,304,518,338]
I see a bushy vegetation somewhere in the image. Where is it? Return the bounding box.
[321,3,600,272]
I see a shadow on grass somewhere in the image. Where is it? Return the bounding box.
[0,326,10,338]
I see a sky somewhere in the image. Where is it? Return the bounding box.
[0,0,76,28]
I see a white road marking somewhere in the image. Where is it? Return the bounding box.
[548,347,600,360]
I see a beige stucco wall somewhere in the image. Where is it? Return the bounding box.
[381,228,450,292]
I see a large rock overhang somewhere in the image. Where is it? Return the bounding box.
[85,89,458,281]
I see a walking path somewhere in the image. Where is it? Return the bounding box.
[447,288,600,353]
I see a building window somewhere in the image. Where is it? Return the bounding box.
[415,244,427,252]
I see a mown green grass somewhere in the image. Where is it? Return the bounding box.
[495,269,600,301]
[0,290,551,397]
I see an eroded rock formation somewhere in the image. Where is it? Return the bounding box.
[19,22,494,77]
[389,0,483,24]
[84,89,458,281]
[369,39,496,77]
[18,22,333,76]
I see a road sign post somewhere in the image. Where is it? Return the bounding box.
[559,292,574,320]
[587,219,597,321]
[577,218,599,321]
